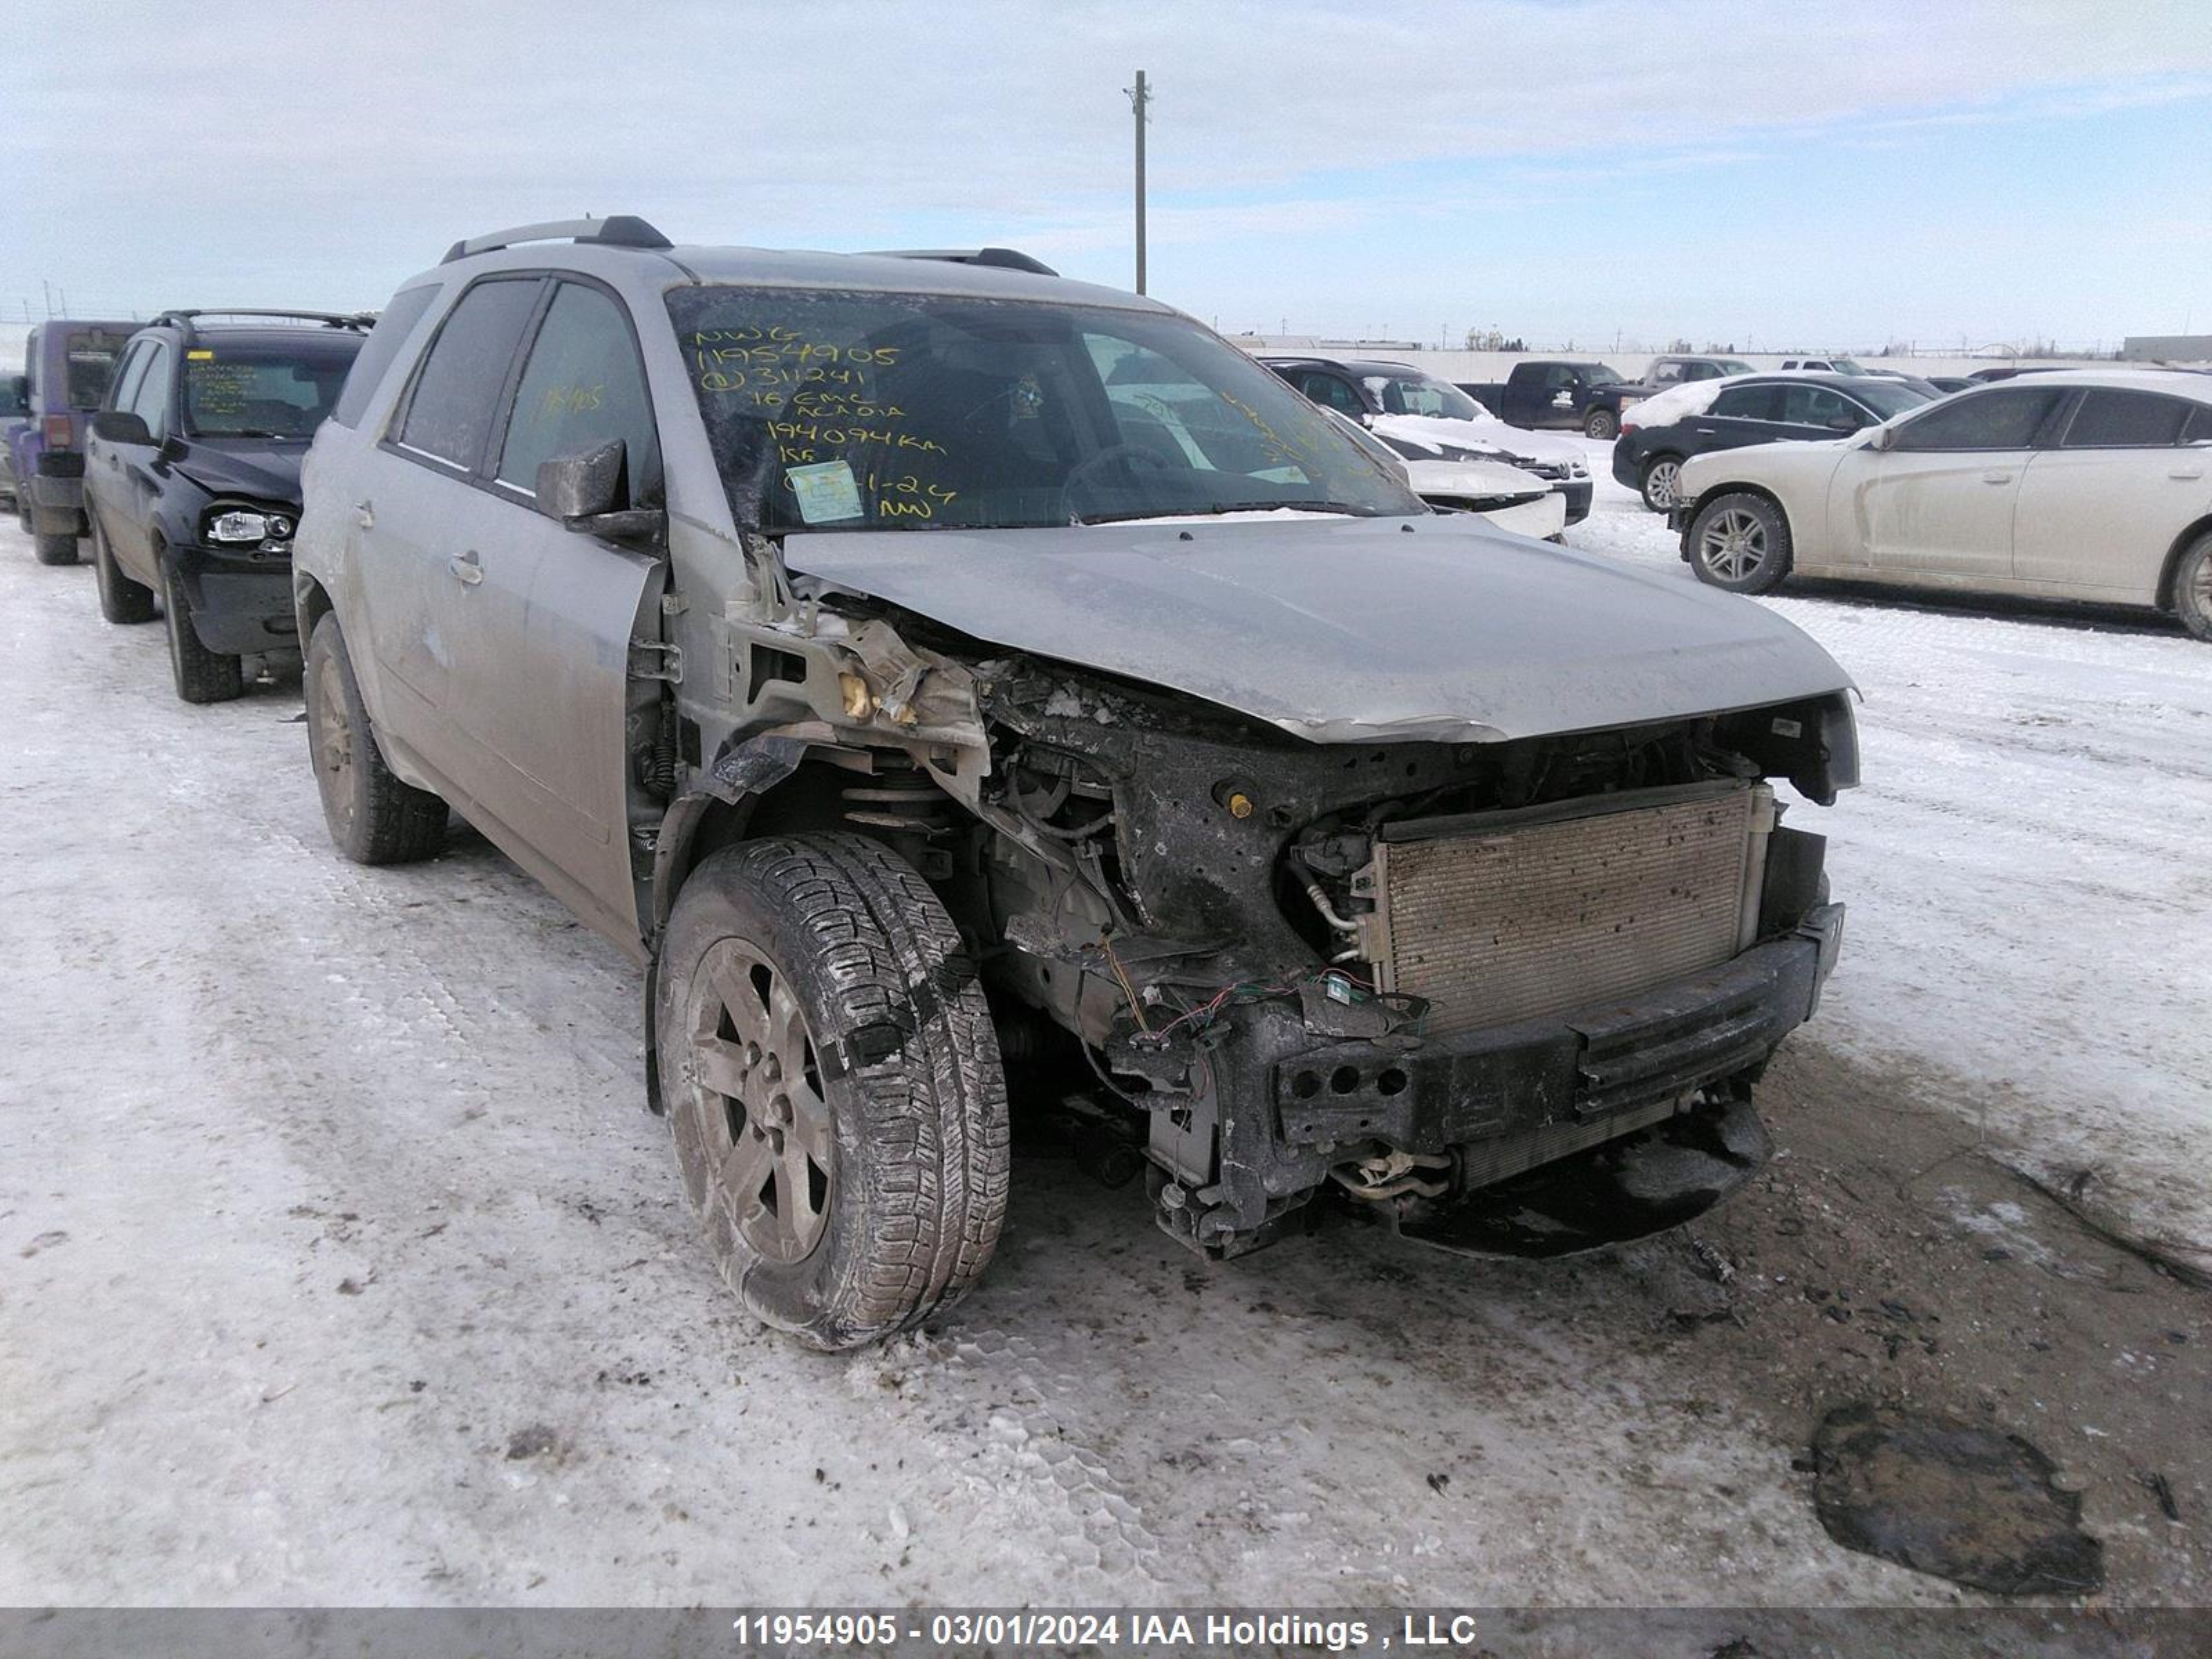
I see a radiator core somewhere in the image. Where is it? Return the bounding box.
[1358,783,1768,1039]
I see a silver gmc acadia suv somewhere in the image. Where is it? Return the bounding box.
[294,216,1855,1349]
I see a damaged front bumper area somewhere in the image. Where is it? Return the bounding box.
[974,666,1856,1260]
[1127,912,1840,1259]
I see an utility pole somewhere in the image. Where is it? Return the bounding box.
[1127,70,1151,294]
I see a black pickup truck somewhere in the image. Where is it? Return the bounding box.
[1462,355,1756,440]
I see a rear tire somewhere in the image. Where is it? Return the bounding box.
[1639,453,1686,514]
[656,833,1010,1350]
[1687,491,1792,595]
[1584,406,1618,441]
[92,519,156,624]
[2175,534,2212,644]
[34,529,77,565]
[303,612,448,862]
[161,560,245,703]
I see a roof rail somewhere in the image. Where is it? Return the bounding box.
[442,215,673,264]
[149,308,377,333]
[868,247,1060,278]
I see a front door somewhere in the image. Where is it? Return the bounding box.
[1843,385,2065,585]
[439,277,666,947]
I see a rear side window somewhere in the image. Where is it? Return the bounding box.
[1712,384,1780,420]
[1295,372,1362,416]
[64,330,129,409]
[2186,404,2212,444]
[395,278,542,467]
[1777,385,1859,427]
[1891,387,2060,452]
[496,282,661,502]
[2061,389,2191,449]
[332,285,440,428]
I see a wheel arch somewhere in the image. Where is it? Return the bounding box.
[2154,514,2212,612]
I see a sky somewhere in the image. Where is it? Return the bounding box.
[5,0,2209,353]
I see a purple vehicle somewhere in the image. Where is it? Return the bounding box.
[12,319,136,563]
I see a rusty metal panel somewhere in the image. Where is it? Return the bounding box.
[1374,786,1760,1038]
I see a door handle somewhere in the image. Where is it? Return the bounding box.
[449,549,484,586]
[354,499,374,529]
[1982,470,2012,484]
[1691,424,1716,434]
[2171,467,2205,481]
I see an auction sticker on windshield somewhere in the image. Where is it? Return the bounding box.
[787,459,864,524]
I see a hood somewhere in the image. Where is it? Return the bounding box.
[172,438,310,505]
[782,516,1853,743]
[1372,411,1587,468]
[1403,457,1549,504]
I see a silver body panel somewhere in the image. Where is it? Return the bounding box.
[782,516,1853,742]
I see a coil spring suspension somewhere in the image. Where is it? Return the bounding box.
[841,762,957,840]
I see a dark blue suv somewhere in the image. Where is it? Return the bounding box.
[82,310,368,701]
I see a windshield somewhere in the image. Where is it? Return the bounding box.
[182,340,362,439]
[1582,364,1625,386]
[64,330,130,409]
[1360,372,1489,422]
[668,287,1420,531]
[1713,359,1755,375]
[1852,380,1932,418]
[1828,357,1868,375]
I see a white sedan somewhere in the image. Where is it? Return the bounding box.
[1674,370,2212,639]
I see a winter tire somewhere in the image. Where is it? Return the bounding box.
[1688,491,1792,595]
[1584,406,1618,441]
[91,518,156,624]
[657,833,1010,1350]
[161,559,245,703]
[303,612,448,862]
[2174,533,2212,644]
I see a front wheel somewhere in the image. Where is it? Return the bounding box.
[92,519,156,624]
[1639,454,1685,514]
[1584,406,1618,441]
[1687,491,1792,595]
[33,529,78,565]
[2173,534,2212,644]
[161,561,245,702]
[657,833,1010,1350]
[303,612,448,861]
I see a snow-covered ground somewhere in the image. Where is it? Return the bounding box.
[1,485,2206,1611]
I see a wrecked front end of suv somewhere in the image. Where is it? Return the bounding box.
[693,515,1856,1265]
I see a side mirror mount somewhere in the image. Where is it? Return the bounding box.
[536,439,664,540]
[1868,424,1897,452]
[91,410,153,446]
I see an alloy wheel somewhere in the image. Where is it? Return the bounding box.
[309,650,356,834]
[686,939,835,1264]
[1644,459,1683,510]
[1700,507,1768,581]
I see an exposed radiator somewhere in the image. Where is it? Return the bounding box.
[1355,782,1772,1039]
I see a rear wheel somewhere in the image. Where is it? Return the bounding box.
[656,833,1010,1350]
[2175,533,2212,643]
[1584,406,1618,441]
[91,518,156,624]
[1640,454,1686,514]
[33,529,77,565]
[303,612,448,862]
[161,560,245,703]
[1687,491,1792,595]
